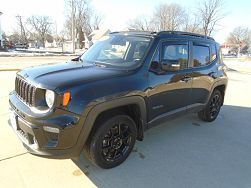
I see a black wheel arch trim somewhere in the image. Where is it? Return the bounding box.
[77,96,147,156]
[208,79,227,105]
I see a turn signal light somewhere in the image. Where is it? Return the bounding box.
[63,91,71,106]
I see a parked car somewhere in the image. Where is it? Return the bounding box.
[14,43,28,49]
[223,53,237,58]
[9,31,228,168]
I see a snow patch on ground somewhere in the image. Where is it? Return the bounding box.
[0,48,85,57]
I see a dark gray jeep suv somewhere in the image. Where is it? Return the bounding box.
[9,31,228,168]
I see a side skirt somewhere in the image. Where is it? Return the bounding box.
[147,103,205,129]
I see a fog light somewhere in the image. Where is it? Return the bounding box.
[43,126,59,133]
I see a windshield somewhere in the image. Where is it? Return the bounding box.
[80,35,151,68]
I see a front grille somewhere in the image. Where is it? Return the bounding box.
[15,76,36,106]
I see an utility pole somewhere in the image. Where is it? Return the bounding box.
[54,21,58,36]
[237,41,242,58]
[0,12,3,48]
[71,0,75,54]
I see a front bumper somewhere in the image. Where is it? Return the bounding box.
[9,91,85,159]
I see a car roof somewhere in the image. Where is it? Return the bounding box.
[110,30,215,42]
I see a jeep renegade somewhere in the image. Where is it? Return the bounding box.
[9,31,228,168]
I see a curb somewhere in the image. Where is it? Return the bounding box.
[0,69,21,72]
[0,54,78,57]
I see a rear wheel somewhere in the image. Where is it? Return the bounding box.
[198,89,223,122]
[87,114,137,169]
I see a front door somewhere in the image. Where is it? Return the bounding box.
[147,40,193,122]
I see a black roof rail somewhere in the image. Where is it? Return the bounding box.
[157,31,215,41]
[109,31,120,34]
[109,30,156,37]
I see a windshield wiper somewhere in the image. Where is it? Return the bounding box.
[94,61,107,67]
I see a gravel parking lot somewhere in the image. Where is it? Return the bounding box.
[0,57,251,188]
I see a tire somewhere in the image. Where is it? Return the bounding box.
[198,89,223,122]
[87,114,137,169]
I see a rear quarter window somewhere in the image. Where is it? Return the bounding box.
[193,45,210,67]
[215,43,223,64]
[211,44,217,62]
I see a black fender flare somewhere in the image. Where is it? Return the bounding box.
[207,79,228,104]
[75,96,147,156]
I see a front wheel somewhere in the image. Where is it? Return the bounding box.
[198,89,223,122]
[88,114,137,169]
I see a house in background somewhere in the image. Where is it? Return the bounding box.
[77,29,111,49]
[0,12,3,48]
[89,29,111,45]
[62,40,74,52]
[45,40,58,48]
[62,29,111,52]
[221,43,232,55]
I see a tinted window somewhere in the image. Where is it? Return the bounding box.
[193,45,210,67]
[81,35,151,68]
[133,42,149,59]
[162,44,188,70]
[152,48,160,62]
[150,47,160,70]
[211,44,217,61]
[96,42,130,60]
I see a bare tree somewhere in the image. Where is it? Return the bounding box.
[127,1,227,34]
[153,3,187,31]
[182,13,203,33]
[227,26,251,55]
[128,3,187,32]
[75,0,92,34]
[128,16,153,31]
[127,4,203,33]
[8,32,20,44]
[92,13,103,30]
[16,15,28,44]
[64,0,101,48]
[197,0,226,36]
[27,15,53,47]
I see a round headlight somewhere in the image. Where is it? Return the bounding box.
[45,90,55,108]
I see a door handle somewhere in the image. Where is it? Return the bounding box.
[181,76,192,82]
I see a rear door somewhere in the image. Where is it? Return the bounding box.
[189,41,218,105]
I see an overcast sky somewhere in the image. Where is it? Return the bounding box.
[0,0,251,43]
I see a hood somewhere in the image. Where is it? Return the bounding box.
[17,61,128,91]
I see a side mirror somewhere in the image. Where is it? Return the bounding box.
[71,56,80,61]
[161,60,180,71]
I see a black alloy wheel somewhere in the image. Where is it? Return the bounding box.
[208,92,221,120]
[198,89,223,122]
[88,114,137,169]
[102,122,133,162]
